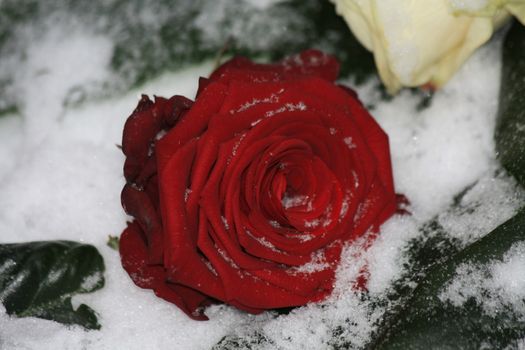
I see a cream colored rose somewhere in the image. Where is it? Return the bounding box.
[331,0,525,93]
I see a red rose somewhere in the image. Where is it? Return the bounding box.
[119,50,397,320]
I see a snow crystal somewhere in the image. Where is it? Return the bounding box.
[343,136,357,149]
[364,216,421,295]
[242,0,285,10]
[289,250,330,274]
[250,118,262,127]
[246,229,279,252]
[194,0,304,53]
[217,247,239,271]
[339,194,351,219]
[80,271,103,291]
[268,220,281,228]
[221,216,230,230]
[232,90,284,114]
[204,260,219,276]
[184,188,192,202]
[281,194,309,209]
[438,170,525,246]
[155,129,167,141]
[46,265,69,285]
[265,101,307,117]
[304,219,320,228]
[0,259,16,275]
[297,233,315,243]
[230,133,246,157]
[439,241,525,317]
[0,271,29,302]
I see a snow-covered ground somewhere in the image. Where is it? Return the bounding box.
[0,13,524,350]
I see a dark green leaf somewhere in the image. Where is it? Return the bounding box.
[0,240,105,330]
[0,104,18,118]
[370,207,525,350]
[496,21,525,187]
[0,0,377,113]
[212,332,271,350]
[105,0,377,86]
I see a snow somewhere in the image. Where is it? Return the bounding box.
[194,0,304,52]
[290,250,330,274]
[440,241,525,317]
[365,34,505,220]
[438,170,525,246]
[0,13,524,350]
[282,194,310,209]
[243,0,285,10]
[343,136,357,149]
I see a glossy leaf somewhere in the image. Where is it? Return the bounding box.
[370,207,525,349]
[0,0,376,114]
[496,21,525,187]
[109,0,376,86]
[0,240,105,330]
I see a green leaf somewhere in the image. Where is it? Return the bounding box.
[106,235,119,251]
[370,207,525,350]
[496,21,525,188]
[0,0,377,113]
[108,0,376,86]
[212,332,271,350]
[0,240,105,330]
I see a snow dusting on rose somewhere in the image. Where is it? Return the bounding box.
[118,50,398,320]
[331,0,525,93]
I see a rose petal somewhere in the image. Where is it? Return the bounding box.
[158,139,226,301]
[121,184,163,264]
[209,50,339,84]
[119,222,211,320]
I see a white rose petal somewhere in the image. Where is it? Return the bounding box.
[331,0,525,93]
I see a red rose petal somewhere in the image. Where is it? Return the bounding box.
[121,184,163,264]
[158,139,227,301]
[156,82,228,174]
[119,222,211,320]
[209,49,339,85]
[197,218,317,310]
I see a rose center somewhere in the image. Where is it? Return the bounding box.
[261,155,328,230]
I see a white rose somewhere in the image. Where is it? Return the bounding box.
[331,0,525,93]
